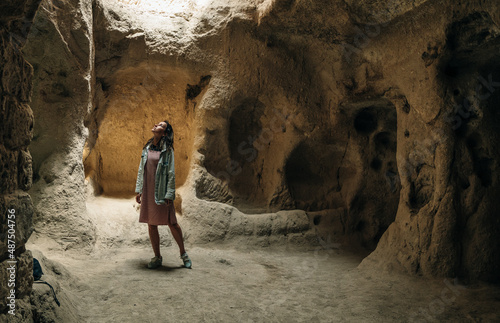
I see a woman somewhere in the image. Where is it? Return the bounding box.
[135,120,192,269]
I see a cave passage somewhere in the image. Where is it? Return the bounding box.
[83,63,199,197]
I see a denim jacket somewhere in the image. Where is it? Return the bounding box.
[135,141,175,204]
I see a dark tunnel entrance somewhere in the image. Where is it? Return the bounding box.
[284,99,401,250]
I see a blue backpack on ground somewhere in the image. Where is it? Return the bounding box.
[33,258,61,307]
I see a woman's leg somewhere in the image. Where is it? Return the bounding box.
[168,223,186,256]
[148,224,161,257]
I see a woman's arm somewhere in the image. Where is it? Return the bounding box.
[135,150,146,196]
[164,148,176,201]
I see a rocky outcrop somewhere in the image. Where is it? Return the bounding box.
[0,0,42,319]
[23,0,96,251]
[358,3,500,283]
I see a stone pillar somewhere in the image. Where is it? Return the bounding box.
[0,0,42,320]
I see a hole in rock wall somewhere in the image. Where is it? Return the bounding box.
[200,93,400,248]
[285,141,341,211]
[227,98,294,212]
[201,94,297,213]
[227,98,267,206]
[84,63,204,197]
[353,108,378,134]
[284,99,400,249]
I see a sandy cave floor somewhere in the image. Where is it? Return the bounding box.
[27,197,500,323]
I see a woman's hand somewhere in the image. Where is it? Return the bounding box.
[136,193,142,204]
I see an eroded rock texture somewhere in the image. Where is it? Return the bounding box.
[20,0,500,284]
[358,4,500,283]
[23,0,95,251]
[0,0,41,319]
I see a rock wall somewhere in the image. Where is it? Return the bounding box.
[357,1,500,283]
[23,0,96,251]
[0,0,42,320]
[79,0,402,251]
[20,0,500,283]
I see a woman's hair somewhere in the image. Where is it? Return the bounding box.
[163,120,174,149]
[143,120,174,150]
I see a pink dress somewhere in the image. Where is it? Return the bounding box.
[139,149,177,225]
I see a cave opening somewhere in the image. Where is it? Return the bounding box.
[284,99,400,250]
[83,63,199,198]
